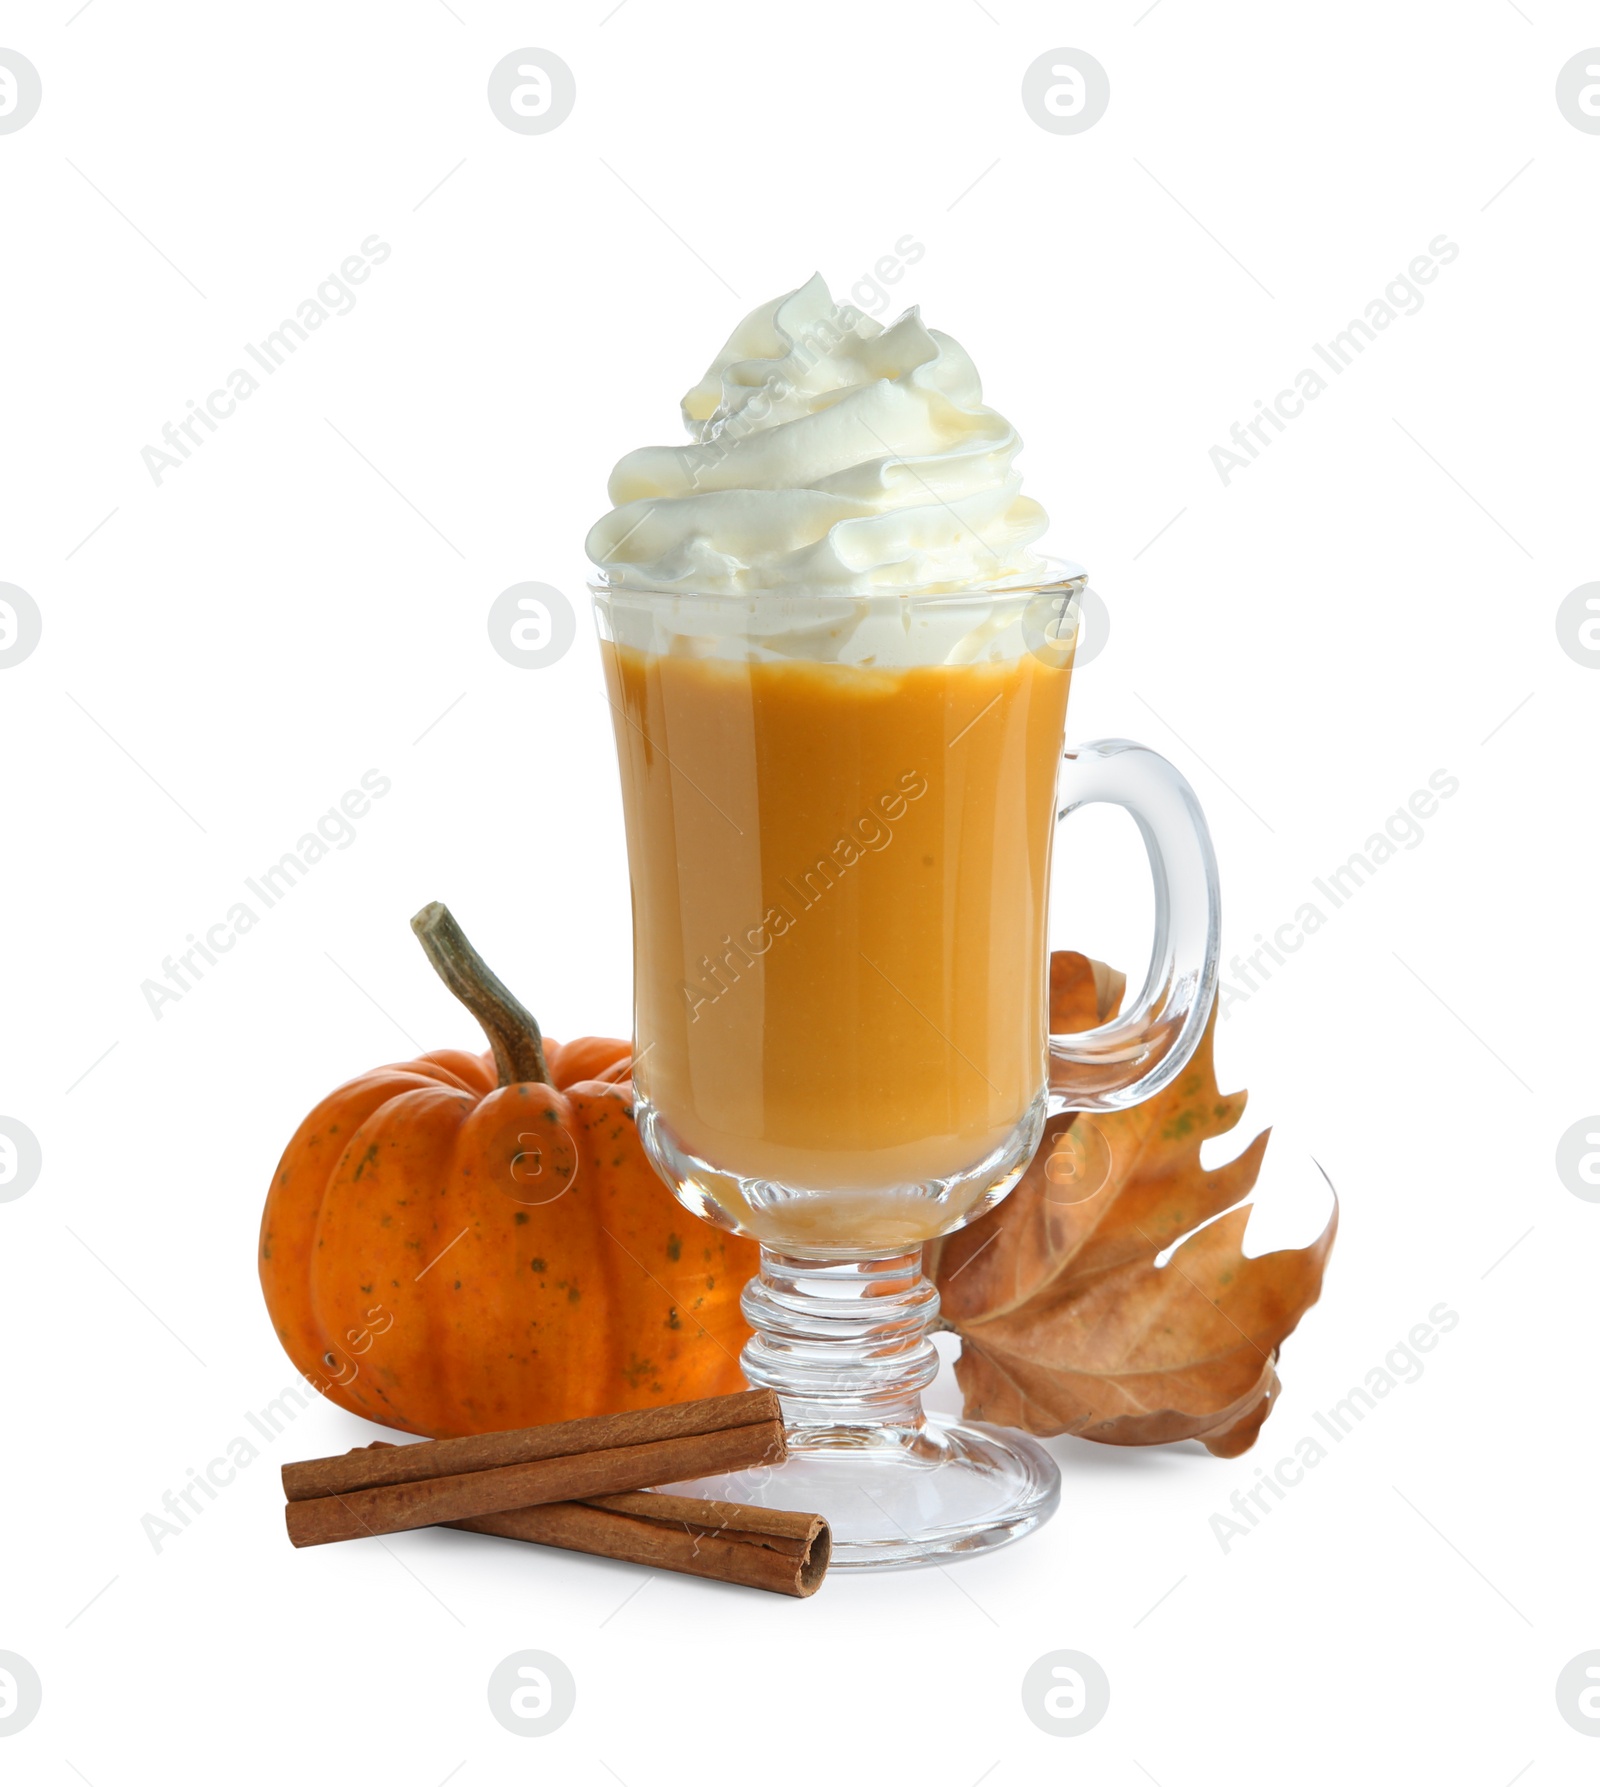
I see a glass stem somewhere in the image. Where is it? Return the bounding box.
[739,1247,940,1440]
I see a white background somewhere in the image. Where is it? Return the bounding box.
[2,1,1596,1781]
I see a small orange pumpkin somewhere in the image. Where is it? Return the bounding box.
[258,903,756,1438]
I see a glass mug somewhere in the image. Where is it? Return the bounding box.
[592,567,1220,1569]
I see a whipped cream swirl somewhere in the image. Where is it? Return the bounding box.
[585,274,1049,594]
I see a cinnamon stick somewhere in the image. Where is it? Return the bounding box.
[283,1392,786,1548]
[451,1492,831,1598]
[282,1388,778,1502]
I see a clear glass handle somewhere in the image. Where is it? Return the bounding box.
[1049,737,1221,1113]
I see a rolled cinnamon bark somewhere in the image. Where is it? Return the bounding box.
[451,1492,830,1598]
[285,1418,786,1548]
[282,1388,780,1503]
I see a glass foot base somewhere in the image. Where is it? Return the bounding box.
[667,1414,1061,1572]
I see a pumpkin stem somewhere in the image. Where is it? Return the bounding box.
[410,901,552,1088]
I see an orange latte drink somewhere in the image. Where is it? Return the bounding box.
[601,633,1071,1245]
[586,275,1080,1251]
[582,280,1219,1565]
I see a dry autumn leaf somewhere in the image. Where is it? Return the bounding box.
[925,951,1337,1458]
